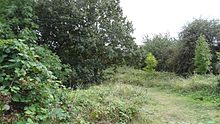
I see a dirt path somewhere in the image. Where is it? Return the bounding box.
[137,88,220,124]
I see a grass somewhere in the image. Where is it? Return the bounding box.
[6,66,219,123]
[104,67,220,123]
[66,83,149,123]
[106,67,220,104]
[141,88,220,124]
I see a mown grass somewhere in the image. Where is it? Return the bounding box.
[105,67,220,104]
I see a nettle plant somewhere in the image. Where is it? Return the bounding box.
[0,39,71,123]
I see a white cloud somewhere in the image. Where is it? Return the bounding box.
[120,0,220,45]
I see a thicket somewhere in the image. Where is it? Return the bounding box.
[0,0,138,87]
[0,0,146,123]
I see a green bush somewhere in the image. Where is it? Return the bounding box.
[194,35,212,74]
[0,39,71,123]
[144,53,158,72]
[34,45,74,87]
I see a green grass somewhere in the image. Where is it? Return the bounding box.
[104,67,220,123]
[5,66,219,123]
[107,67,220,104]
[66,83,149,123]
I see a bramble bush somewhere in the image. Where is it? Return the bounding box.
[0,39,71,123]
[34,45,74,87]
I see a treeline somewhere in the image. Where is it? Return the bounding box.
[0,0,139,87]
[140,19,220,76]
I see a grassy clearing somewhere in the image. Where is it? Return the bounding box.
[104,67,220,123]
[107,67,220,104]
[142,88,220,124]
[7,67,218,123]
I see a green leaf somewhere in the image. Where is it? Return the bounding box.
[27,118,34,123]
[3,104,10,111]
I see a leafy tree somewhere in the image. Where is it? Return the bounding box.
[127,46,146,69]
[194,35,212,74]
[175,18,220,75]
[143,34,180,72]
[144,53,158,72]
[35,0,136,85]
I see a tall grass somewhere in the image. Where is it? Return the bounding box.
[105,67,220,103]
[67,83,149,123]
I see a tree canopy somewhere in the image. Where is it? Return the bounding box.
[175,19,220,75]
[35,0,136,84]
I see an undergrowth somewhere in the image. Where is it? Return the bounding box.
[67,83,148,123]
[0,39,149,123]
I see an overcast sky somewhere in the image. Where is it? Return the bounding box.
[120,0,220,44]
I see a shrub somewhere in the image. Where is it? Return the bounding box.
[0,39,71,123]
[194,35,212,74]
[34,45,74,87]
[144,53,158,72]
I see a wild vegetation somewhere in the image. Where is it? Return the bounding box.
[0,0,220,123]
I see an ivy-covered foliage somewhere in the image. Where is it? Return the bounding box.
[194,35,212,74]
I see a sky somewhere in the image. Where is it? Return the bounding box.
[120,0,220,45]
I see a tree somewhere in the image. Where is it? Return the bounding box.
[35,0,136,85]
[125,45,146,69]
[144,53,158,72]
[175,18,220,75]
[194,35,212,74]
[143,34,179,72]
